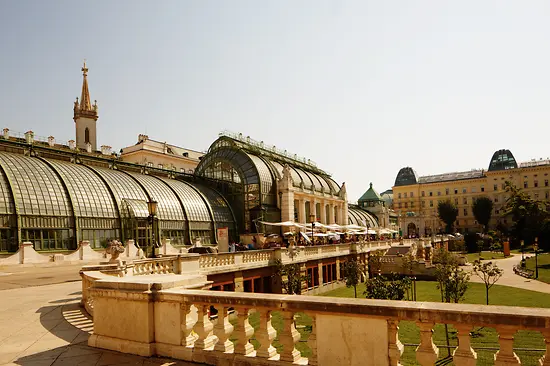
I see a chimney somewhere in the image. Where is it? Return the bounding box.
[25,131,34,144]
[2,128,9,140]
[101,145,112,155]
[47,136,55,147]
[86,142,92,153]
[138,134,148,143]
[68,140,76,150]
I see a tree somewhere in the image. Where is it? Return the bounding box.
[472,260,503,305]
[432,247,469,303]
[472,196,494,233]
[437,201,459,234]
[364,273,411,300]
[342,258,362,298]
[272,259,308,295]
[503,181,549,250]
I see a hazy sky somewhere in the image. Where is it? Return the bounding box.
[2,1,550,202]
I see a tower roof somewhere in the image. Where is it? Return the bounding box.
[358,182,383,203]
[74,61,98,121]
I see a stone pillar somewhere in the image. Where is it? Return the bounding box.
[299,199,306,224]
[320,202,327,224]
[234,271,244,292]
[335,258,341,280]
[280,189,295,231]
[328,204,334,224]
[317,262,323,287]
[310,200,316,222]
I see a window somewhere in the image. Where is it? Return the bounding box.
[546,191,549,199]
[494,184,498,191]
[437,191,441,196]
[462,188,467,193]
[445,188,449,195]
[429,191,433,197]
[454,189,458,194]
[404,202,408,208]
[454,198,459,205]
[411,201,415,208]
[147,162,153,167]
[422,191,425,197]
[545,179,549,187]
[463,208,467,216]
[481,185,485,192]
[535,180,539,188]
[421,201,425,207]
[404,193,407,198]
[429,200,433,207]
[472,187,477,193]
[398,193,401,199]
[494,197,498,203]
[180,168,185,173]
[496,209,500,214]
[463,197,467,204]
[410,192,414,198]
[535,193,539,199]
[158,164,163,169]
[398,203,402,208]
[84,127,90,144]
[524,181,528,189]
[502,183,506,190]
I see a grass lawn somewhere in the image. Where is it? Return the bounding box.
[525,252,550,284]
[465,251,509,263]
[321,281,550,365]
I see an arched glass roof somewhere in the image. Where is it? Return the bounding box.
[348,205,378,228]
[126,172,185,221]
[0,166,14,215]
[0,152,71,216]
[46,159,117,218]
[192,183,234,225]
[89,167,148,217]
[160,178,212,223]
[488,149,518,171]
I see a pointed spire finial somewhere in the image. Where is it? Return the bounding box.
[82,59,88,76]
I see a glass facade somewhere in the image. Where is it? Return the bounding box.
[348,206,379,228]
[195,136,339,233]
[0,152,235,252]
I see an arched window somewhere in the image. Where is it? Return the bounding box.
[85,127,90,144]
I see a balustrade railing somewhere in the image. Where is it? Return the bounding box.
[88,280,550,366]
[133,257,175,275]
[242,249,272,264]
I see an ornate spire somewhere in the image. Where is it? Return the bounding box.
[74,61,98,121]
[80,61,92,111]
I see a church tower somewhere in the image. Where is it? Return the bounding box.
[73,61,98,151]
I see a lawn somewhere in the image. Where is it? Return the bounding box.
[525,252,550,284]
[465,251,509,263]
[321,281,550,365]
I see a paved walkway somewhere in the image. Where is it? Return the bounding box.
[0,281,196,366]
[466,253,550,294]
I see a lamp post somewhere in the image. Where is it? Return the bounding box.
[521,240,525,261]
[534,237,539,279]
[310,214,315,245]
[147,200,158,258]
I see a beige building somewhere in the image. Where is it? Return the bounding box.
[393,149,550,236]
[120,134,203,174]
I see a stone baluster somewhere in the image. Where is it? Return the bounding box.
[494,326,520,365]
[255,309,277,359]
[278,311,301,363]
[181,303,197,347]
[416,321,439,366]
[453,324,476,366]
[233,307,254,355]
[540,330,550,366]
[194,304,215,350]
[388,320,403,366]
[213,306,234,353]
[307,313,318,365]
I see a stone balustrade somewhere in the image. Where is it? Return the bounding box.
[133,257,176,275]
[86,275,550,366]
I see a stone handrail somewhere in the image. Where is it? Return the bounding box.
[199,252,236,268]
[133,257,176,275]
[79,264,122,316]
[88,278,550,366]
[242,249,273,264]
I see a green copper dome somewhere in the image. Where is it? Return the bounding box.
[358,182,383,203]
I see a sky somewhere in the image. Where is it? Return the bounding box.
[1,1,550,202]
